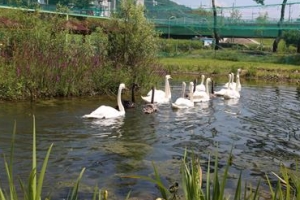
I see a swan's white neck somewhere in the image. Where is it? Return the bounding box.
[227,74,232,89]
[181,82,186,98]
[231,73,235,83]
[201,75,205,84]
[117,86,125,113]
[164,77,170,99]
[205,79,210,96]
[189,83,194,102]
[235,75,240,91]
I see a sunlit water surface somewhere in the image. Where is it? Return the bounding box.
[1,79,300,199]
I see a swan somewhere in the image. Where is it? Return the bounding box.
[193,78,211,102]
[146,74,171,98]
[142,75,172,104]
[236,69,242,91]
[195,74,206,92]
[223,75,240,99]
[214,73,232,96]
[83,83,127,119]
[143,86,158,114]
[224,69,241,90]
[172,82,194,109]
[116,83,139,110]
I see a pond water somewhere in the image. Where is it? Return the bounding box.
[0,77,300,199]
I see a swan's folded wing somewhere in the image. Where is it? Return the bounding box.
[83,105,124,119]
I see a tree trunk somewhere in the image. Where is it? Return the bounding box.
[273,0,287,52]
[297,41,300,53]
[212,0,219,50]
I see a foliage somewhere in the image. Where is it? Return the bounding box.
[158,39,203,56]
[0,117,107,200]
[0,1,162,100]
[282,30,300,48]
[0,116,53,200]
[266,163,300,200]
[256,12,268,24]
[229,9,242,23]
[253,0,265,5]
[107,0,161,88]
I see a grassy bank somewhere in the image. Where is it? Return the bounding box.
[158,49,300,83]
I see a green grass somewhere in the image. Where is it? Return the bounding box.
[159,55,300,81]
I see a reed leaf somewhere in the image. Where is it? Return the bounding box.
[125,190,131,200]
[152,161,168,199]
[36,143,53,200]
[2,120,18,200]
[69,167,86,200]
[32,115,37,200]
[122,162,169,200]
[233,171,242,200]
[28,168,37,200]
[265,174,275,199]
[91,186,99,200]
[252,179,261,200]
[212,155,220,200]
[218,151,232,200]
[206,155,211,200]
[0,188,5,200]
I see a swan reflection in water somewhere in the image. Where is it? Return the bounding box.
[83,117,124,138]
[223,98,240,115]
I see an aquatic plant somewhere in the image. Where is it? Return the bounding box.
[0,116,97,200]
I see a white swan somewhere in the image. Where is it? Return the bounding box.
[193,78,211,102]
[172,82,194,109]
[236,69,242,91]
[83,83,127,119]
[224,69,241,90]
[142,74,172,104]
[223,75,240,99]
[196,74,205,92]
[215,73,232,96]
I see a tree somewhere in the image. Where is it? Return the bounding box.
[211,0,219,50]
[253,0,264,5]
[107,0,159,85]
[283,30,300,53]
[229,9,242,23]
[272,0,287,52]
[253,0,289,52]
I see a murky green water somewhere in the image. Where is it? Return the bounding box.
[1,78,300,199]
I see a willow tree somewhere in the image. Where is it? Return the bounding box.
[107,0,160,86]
[254,0,288,52]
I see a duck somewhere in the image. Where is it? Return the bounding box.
[116,83,139,110]
[143,86,158,114]
[193,78,211,102]
[142,74,172,104]
[195,74,206,92]
[83,83,127,119]
[172,81,194,109]
[223,75,240,99]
